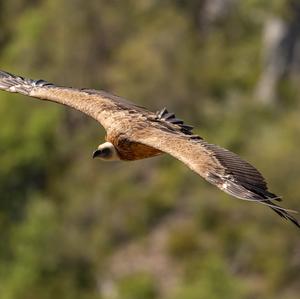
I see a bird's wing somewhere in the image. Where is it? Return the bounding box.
[129,123,300,227]
[0,70,149,131]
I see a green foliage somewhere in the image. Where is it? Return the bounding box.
[172,255,247,299]
[117,273,157,299]
[0,199,59,299]
[0,1,300,299]
[166,221,200,259]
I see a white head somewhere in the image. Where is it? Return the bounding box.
[92,142,121,161]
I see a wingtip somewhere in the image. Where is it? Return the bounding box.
[0,70,53,95]
[267,201,300,229]
[0,70,28,94]
[284,214,300,229]
[0,70,13,79]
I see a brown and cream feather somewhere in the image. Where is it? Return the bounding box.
[0,70,299,228]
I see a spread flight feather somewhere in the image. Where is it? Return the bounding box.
[0,70,299,228]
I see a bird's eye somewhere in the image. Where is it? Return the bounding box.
[101,147,112,157]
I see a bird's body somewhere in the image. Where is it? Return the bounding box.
[0,70,299,228]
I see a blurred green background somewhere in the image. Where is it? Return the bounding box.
[1,0,300,298]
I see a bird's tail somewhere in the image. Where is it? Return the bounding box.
[0,70,52,96]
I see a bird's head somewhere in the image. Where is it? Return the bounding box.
[92,142,121,161]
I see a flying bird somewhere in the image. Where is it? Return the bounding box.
[0,70,299,228]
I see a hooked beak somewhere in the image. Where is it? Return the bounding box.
[92,149,102,159]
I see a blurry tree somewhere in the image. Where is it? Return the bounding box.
[256,0,300,104]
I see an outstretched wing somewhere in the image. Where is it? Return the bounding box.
[0,70,148,130]
[129,124,300,228]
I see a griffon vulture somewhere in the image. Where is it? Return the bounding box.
[0,70,299,228]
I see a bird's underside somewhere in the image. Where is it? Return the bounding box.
[0,70,299,228]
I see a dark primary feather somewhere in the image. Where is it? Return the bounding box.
[203,143,300,228]
[203,143,271,197]
[0,70,53,95]
[202,142,281,203]
[155,107,200,137]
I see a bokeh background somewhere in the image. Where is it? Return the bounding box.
[0,0,300,298]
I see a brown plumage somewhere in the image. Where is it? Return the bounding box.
[0,70,299,228]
